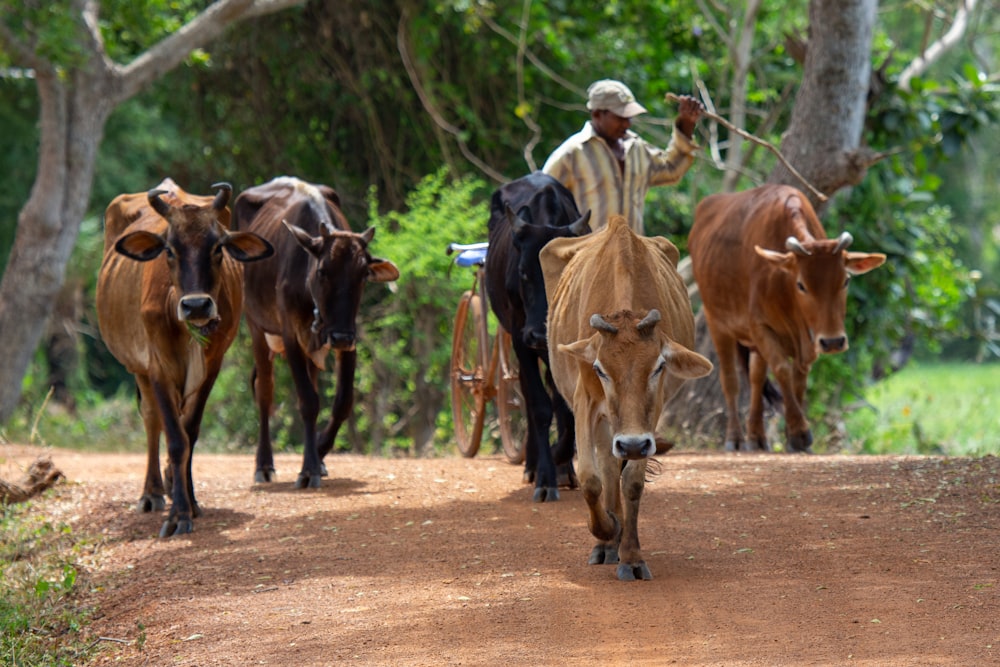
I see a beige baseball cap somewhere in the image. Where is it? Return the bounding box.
[586,79,648,118]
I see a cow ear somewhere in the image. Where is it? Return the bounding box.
[558,335,599,364]
[754,245,796,272]
[282,220,323,256]
[663,339,714,379]
[650,235,680,267]
[845,252,886,276]
[368,258,400,283]
[223,232,275,263]
[115,230,166,262]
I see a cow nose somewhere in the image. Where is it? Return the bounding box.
[522,327,547,351]
[819,336,847,353]
[327,331,356,350]
[179,295,215,322]
[612,434,655,460]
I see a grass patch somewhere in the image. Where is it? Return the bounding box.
[1,497,98,665]
[845,361,1000,456]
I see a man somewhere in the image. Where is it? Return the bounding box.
[542,79,703,235]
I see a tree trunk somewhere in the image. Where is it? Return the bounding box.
[0,66,111,420]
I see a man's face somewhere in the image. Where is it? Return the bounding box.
[591,110,632,142]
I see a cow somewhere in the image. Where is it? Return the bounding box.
[484,172,591,502]
[232,176,400,489]
[542,215,713,580]
[96,179,274,537]
[687,184,886,453]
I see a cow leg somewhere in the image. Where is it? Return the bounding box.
[249,325,278,483]
[616,459,652,581]
[710,330,745,451]
[745,351,771,452]
[150,382,194,537]
[785,366,813,452]
[515,343,559,502]
[758,341,812,454]
[548,376,578,489]
[317,350,357,467]
[179,366,223,519]
[135,377,167,513]
[583,417,622,565]
[285,343,323,489]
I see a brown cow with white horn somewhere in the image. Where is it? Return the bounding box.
[688,184,886,453]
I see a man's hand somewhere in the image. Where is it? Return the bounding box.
[673,94,704,138]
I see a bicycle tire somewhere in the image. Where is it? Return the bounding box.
[450,291,488,457]
[496,328,527,464]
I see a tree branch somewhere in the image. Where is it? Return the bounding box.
[396,11,508,183]
[667,92,828,202]
[898,0,978,92]
[114,0,305,102]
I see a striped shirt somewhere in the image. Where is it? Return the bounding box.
[542,121,698,235]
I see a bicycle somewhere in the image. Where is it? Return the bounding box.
[446,241,526,463]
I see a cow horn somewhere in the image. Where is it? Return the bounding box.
[569,210,592,236]
[148,189,171,217]
[590,314,618,334]
[210,182,232,210]
[637,309,661,332]
[833,231,853,253]
[359,227,376,246]
[506,203,529,236]
[785,236,812,256]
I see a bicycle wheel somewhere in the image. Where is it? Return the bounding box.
[496,327,527,464]
[450,291,488,457]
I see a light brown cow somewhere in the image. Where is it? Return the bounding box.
[96,179,273,537]
[688,184,886,453]
[542,215,712,581]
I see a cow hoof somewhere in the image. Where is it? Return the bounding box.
[533,486,560,502]
[295,472,322,489]
[743,439,769,453]
[159,518,194,538]
[617,561,652,581]
[254,468,276,483]
[787,431,814,453]
[723,439,740,452]
[556,464,578,489]
[589,544,620,565]
[137,494,166,513]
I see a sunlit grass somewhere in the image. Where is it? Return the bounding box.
[845,362,1000,456]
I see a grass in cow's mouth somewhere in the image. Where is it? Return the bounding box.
[186,322,210,347]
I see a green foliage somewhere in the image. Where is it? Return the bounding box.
[0,500,95,665]
[353,169,491,454]
[844,362,1000,456]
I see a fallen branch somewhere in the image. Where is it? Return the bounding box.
[666,92,828,202]
[0,456,64,504]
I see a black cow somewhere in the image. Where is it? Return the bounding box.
[485,172,591,502]
[233,177,400,488]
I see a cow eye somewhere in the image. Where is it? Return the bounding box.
[843,276,851,288]
[652,361,666,378]
[593,364,608,380]
[164,247,175,260]
[796,280,806,293]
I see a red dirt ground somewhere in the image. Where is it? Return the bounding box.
[3,443,999,666]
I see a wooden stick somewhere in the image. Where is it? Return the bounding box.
[666,92,828,202]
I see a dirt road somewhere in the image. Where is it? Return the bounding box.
[3,444,998,666]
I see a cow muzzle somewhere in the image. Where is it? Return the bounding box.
[521,326,547,351]
[177,294,219,328]
[819,335,848,354]
[612,433,656,460]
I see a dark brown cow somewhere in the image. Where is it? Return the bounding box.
[688,184,886,453]
[543,215,713,580]
[232,176,399,489]
[96,179,274,537]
